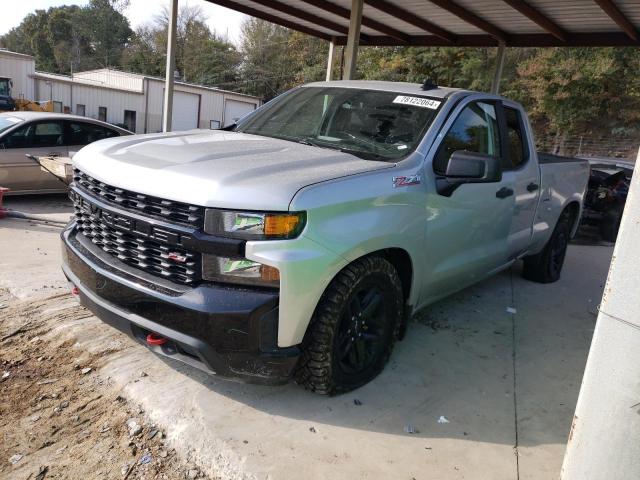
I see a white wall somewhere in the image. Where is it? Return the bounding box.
[73,70,144,92]
[35,77,146,132]
[30,71,261,134]
[146,79,260,132]
[0,52,35,101]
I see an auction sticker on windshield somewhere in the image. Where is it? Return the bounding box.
[393,96,441,109]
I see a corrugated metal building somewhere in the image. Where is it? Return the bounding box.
[0,49,261,133]
[0,50,35,102]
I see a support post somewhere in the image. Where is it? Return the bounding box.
[326,37,336,82]
[162,0,178,133]
[561,147,640,479]
[490,41,506,95]
[343,0,363,80]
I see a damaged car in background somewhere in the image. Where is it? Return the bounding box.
[580,158,633,242]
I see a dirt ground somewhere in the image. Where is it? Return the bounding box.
[0,290,212,480]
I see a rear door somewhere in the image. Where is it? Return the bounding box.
[500,103,540,258]
[66,121,121,156]
[0,120,68,192]
[421,97,515,299]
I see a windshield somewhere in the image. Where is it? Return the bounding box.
[0,116,23,134]
[236,87,443,161]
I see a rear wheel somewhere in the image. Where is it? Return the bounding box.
[523,212,571,283]
[295,256,403,395]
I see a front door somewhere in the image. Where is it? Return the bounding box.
[0,120,68,193]
[420,98,515,302]
[500,104,540,258]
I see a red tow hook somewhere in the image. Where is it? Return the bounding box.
[71,286,80,296]
[146,333,168,346]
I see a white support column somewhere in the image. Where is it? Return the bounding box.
[343,0,363,80]
[561,147,640,479]
[490,41,506,95]
[162,0,178,133]
[326,37,336,82]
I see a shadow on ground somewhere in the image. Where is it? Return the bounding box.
[131,244,610,450]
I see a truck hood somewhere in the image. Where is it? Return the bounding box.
[73,130,393,211]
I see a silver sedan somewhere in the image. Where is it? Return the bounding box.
[0,112,130,194]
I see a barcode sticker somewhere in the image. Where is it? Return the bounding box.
[392,95,441,109]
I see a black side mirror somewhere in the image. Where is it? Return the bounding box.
[436,150,502,196]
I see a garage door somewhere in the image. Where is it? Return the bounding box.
[224,99,255,126]
[171,91,199,131]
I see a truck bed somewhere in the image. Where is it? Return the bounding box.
[529,153,589,253]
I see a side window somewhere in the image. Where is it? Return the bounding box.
[504,107,528,170]
[434,101,501,175]
[5,122,64,148]
[68,122,119,146]
[4,125,30,148]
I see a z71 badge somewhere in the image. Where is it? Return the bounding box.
[393,175,422,188]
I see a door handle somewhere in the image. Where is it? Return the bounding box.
[496,187,514,199]
[527,182,539,192]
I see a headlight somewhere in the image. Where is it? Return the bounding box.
[204,209,306,240]
[202,254,279,287]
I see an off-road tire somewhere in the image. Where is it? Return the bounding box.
[295,256,403,395]
[523,211,571,283]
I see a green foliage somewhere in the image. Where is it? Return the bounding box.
[2,5,639,156]
[121,5,240,86]
[0,1,131,74]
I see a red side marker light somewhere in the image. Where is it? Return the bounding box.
[146,333,168,346]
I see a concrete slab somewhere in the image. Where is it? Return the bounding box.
[0,194,73,299]
[0,195,614,480]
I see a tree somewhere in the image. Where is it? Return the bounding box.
[0,1,132,75]
[122,5,240,86]
[512,47,640,154]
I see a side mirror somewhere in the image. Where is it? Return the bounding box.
[436,150,502,196]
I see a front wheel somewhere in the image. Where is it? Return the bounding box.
[523,213,571,283]
[295,256,403,395]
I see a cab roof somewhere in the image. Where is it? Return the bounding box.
[302,80,468,99]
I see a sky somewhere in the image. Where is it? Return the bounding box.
[0,0,247,43]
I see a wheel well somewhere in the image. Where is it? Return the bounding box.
[563,201,581,233]
[379,248,413,303]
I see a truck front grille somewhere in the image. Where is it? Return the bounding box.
[73,169,204,228]
[74,206,201,285]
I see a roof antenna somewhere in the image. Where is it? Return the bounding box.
[422,78,438,91]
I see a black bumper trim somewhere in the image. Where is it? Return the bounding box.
[62,225,299,384]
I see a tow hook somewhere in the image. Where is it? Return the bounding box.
[146,333,168,346]
[69,283,80,302]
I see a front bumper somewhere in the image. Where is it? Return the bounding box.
[61,223,299,384]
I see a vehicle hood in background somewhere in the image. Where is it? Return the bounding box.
[73,130,393,211]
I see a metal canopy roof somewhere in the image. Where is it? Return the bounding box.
[206,0,640,46]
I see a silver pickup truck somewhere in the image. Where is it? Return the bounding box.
[61,80,589,394]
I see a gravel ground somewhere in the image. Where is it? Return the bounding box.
[0,289,212,480]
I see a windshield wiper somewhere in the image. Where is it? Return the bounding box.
[336,147,387,161]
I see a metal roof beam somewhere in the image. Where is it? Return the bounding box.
[247,0,370,41]
[364,0,456,43]
[206,0,333,40]
[299,0,411,43]
[594,0,639,41]
[500,0,568,41]
[341,32,637,47]
[426,0,508,43]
